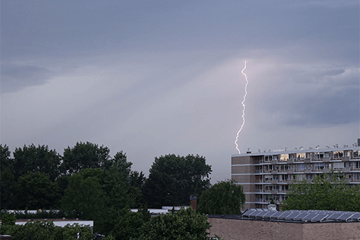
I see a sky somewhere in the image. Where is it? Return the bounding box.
[1,0,359,182]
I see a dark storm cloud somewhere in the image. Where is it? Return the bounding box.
[259,66,359,126]
[1,64,54,93]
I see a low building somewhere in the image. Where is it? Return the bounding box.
[208,209,360,240]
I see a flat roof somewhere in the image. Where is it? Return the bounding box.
[232,146,360,157]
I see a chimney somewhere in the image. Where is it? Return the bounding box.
[357,138,360,147]
[190,195,197,210]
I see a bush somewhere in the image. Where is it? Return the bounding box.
[0,220,93,240]
[1,213,16,226]
[137,208,210,240]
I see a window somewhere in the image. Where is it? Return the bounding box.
[354,161,360,169]
[314,152,324,159]
[289,153,296,159]
[306,152,312,159]
[333,162,344,169]
[324,152,331,158]
[306,174,313,180]
[280,174,288,181]
[296,153,306,159]
[280,154,289,162]
[333,151,344,159]
[353,150,360,158]
[297,164,305,171]
[314,163,325,170]
[354,173,360,180]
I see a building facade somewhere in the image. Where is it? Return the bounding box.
[231,145,360,209]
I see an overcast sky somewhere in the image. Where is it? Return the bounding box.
[1,0,359,182]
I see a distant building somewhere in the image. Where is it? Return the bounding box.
[231,144,360,209]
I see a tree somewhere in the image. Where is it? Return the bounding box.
[13,144,61,181]
[282,172,360,211]
[137,208,210,240]
[61,142,111,174]
[143,154,212,208]
[61,172,105,220]
[0,144,12,170]
[16,172,60,209]
[97,206,150,240]
[197,180,245,214]
[0,145,16,209]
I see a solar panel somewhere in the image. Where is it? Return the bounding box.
[285,212,301,220]
[243,210,256,217]
[278,211,292,219]
[255,211,269,218]
[248,210,263,217]
[328,213,344,221]
[311,214,328,222]
[337,213,354,222]
[349,213,360,221]
[270,211,283,219]
[293,213,310,221]
[263,211,278,219]
[302,213,317,222]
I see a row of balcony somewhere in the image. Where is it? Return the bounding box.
[256,157,360,165]
[255,167,360,174]
[254,178,360,184]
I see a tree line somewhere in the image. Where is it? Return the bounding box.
[1,142,245,239]
[0,142,212,210]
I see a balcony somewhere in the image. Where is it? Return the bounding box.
[271,170,278,174]
[287,159,294,164]
[304,169,311,173]
[286,169,294,174]
[304,159,311,163]
[271,189,278,194]
[271,160,278,164]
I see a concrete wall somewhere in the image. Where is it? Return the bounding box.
[208,218,360,240]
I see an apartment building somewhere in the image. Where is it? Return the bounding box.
[231,143,360,209]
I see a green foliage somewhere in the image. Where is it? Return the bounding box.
[197,180,245,214]
[16,172,60,209]
[137,208,210,240]
[13,144,61,181]
[1,213,16,226]
[62,142,111,174]
[61,172,105,219]
[0,221,93,240]
[143,154,212,208]
[283,172,360,211]
[0,167,16,209]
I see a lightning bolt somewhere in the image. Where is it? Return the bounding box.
[235,61,248,154]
